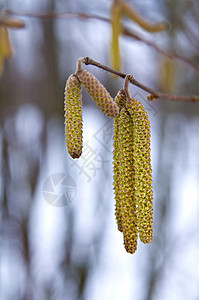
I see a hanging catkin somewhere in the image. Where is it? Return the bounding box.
[113,113,123,232]
[64,60,153,254]
[126,97,153,244]
[76,69,119,118]
[113,89,126,232]
[64,74,83,159]
[118,105,137,254]
[111,0,123,71]
[113,89,137,254]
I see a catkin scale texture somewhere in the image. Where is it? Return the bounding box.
[64,74,83,159]
[111,0,122,71]
[113,89,137,253]
[0,26,12,58]
[126,98,153,244]
[76,70,119,118]
[113,113,123,232]
[113,89,127,232]
[118,107,137,254]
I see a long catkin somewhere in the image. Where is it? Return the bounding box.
[126,97,153,244]
[118,106,137,254]
[113,89,137,253]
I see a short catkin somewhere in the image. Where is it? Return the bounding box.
[126,97,153,244]
[64,74,83,159]
[76,70,119,119]
[113,89,137,254]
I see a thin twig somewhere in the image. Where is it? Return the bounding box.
[83,57,199,102]
[4,9,109,22]
[5,9,199,76]
[123,27,199,76]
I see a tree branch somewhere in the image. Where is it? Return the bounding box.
[83,57,199,102]
[123,27,199,76]
[5,9,199,76]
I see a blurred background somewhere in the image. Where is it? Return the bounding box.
[1,0,199,299]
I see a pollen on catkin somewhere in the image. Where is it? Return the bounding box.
[126,97,153,244]
[64,74,83,159]
[119,106,137,254]
[113,89,137,254]
[113,89,127,232]
[76,69,119,119]
[113,114,122,232]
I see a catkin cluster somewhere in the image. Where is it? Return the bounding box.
[64,60,153,255]
[113,86,153,254]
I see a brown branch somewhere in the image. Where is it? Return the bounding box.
[4,9,199,76]
[83,57,199,102]
[4,9,109,22]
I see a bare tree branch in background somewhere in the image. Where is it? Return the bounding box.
[3,9,199,76]
[1,1,199,300]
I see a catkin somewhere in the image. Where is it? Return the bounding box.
[64,74,83,159]
[113,89,127,232]
[113,114,123,232]
[0,26,12,75]
[118,106,137,254]
[111,0,122,71]
[0,26,12,58]
[113,89,137,253]
[76,70,119,118]
[126,97,153,244]
[121,1,168,32]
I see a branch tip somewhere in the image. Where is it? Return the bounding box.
[82,56,89,65]
[124,75,131,99]
[76,57,84,73]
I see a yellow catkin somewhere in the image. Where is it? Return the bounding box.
[64,74,83,159]
[111,0,122,71]
[119,106,137,254]
[121,1,168,32]
[126,97,153,244]
[0,25,12,75]
[76,69,119,118]
[113,89,127,232]
[113,89,137,253]
[113,114,123,232]
[0,26,12,58]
